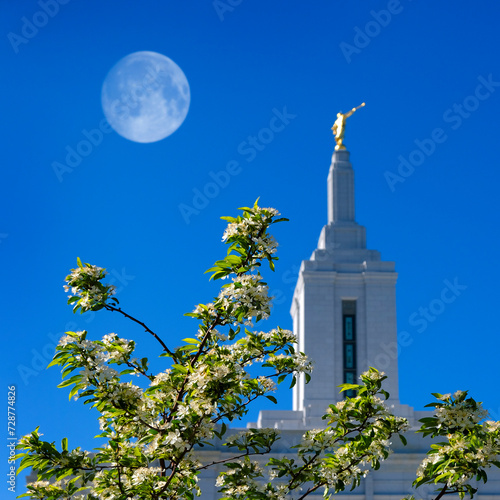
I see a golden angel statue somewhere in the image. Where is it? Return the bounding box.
[332,102,365,150]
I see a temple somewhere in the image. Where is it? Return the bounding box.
[195,147,500,499]
[255,149,423,430]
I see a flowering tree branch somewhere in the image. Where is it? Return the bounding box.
[103,303,175,358]
[409,390,500,499]
[62,258,176,359]
[15,201,500,500]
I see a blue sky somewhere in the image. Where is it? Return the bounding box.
[2,0,500,492]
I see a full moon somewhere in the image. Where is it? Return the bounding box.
[101,51,190,143]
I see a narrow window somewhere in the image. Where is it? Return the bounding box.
[342,300,356,397]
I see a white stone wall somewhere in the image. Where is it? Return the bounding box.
[288,150,401,424]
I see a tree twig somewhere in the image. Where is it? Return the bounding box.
[104,304,175,358]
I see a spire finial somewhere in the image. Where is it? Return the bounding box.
[331,102,365,151]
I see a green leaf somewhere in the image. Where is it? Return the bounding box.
[61,437,68,452]
[47,358,63,369]
[418,417,437,424]
[177,345,198,353]
[380,389,390,400]
[211,271,229,281]
[204,266,221,274]
[182,338,201,345]
[17,459,35,475]
[172,364,188,374]
[224,254,242,265]
[57,374,81,388]
[339,383,359,393]
[232,247,247,256]
[68,385,82,400]
[61,365,76,378]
